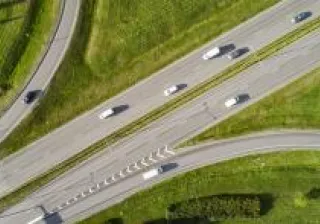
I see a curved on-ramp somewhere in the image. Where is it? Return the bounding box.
[0,0,81,142]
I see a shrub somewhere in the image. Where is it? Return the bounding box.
[167,194,261,220]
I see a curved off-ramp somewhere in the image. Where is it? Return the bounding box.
[0,0,81,142]
[1,131,320,223]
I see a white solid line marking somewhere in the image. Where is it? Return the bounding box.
[27,215,44,224]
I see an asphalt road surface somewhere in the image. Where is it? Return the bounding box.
[3,15,320,223]
[1,0,320,197]
[0,0,80,142]
[1,131,319,224]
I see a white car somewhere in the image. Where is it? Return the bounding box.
[224,96,239,108]
[99,108,115,119]
[164,85,178,96]
[202,47,220,60]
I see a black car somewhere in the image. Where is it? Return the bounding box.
[23,90,38,104]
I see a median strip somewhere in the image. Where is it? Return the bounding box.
[2,16,320,212]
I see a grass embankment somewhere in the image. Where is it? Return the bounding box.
[0,1,29,92]
[1,1,320,212]
[79,151,320,224]
[0,0,60,111]
[183,65,320,146]
[0,0,280,156]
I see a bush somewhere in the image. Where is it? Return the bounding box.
[167,194,261,220]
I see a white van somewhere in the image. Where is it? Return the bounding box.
[164,85,178,96]
[99,108,115,119]
[202,47,220,60]
[142,167,163,180]
[224,96,239,108]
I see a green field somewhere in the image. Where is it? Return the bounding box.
[0,1,29,92]
[0,0,280,155]
[79,151,320,224]
[183,65,320,146]
[0,0,60,111]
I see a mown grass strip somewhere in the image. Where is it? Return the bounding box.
[0,0,60,112]
[2,14,320,213]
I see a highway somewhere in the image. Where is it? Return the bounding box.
[0,0,80,142]
[1,131,319,223]
[1,0,320,198]
[2,18,320,223]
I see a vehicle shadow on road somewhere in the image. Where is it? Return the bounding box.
[113,104,129,115]
[177,84,187,91]
[161,163,178,172]
[219,43,236,56]
[237,93,250,104]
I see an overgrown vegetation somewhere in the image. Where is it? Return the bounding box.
[2,0,320,212]
[167,194,261,220]
[79,151,320,224]
[0,0,60,111]
[0,0,280,155]
[183,65,320,146]
[0,0,29,93]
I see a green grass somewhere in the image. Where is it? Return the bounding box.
[0,0,280,155]
[0,0,60,111]
[1,1,320,212]
[79,151,320,224]
[0,1,28,91]
[182,65,320,146]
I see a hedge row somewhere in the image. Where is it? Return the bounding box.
[167,194,261,220]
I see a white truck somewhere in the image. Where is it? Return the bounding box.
[142,167,163,180]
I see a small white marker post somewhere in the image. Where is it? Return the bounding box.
[89,187,94,193]
[111,174,116,181]
[104,179,109,185]
[81,192,86,197]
